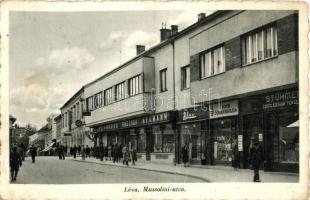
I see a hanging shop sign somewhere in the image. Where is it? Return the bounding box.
[209,100,239,119]
[262,88,298,110]
[178,106,209,123]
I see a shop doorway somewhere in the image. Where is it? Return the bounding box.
[243,114,262,169]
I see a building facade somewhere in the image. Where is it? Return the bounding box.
[62,10,299,172]
[60,88,92,148]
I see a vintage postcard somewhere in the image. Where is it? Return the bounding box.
[0,1,308,200]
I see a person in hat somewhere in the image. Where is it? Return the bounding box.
[250,139,264,182]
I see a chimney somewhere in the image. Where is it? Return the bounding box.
[136,45,145,55]
[160,23,171,41]
[198,13,206,21]
[171,25,178,36]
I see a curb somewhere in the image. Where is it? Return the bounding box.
[71,159,211,182]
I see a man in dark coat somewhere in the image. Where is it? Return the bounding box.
[99,145,104,161]
[85,145,90,158]
[10,146,22,182]
[182,145,189,167]
[29,144,37,163]
[250,140,264,182]
[113,143,118,163]
[73,145,77,159]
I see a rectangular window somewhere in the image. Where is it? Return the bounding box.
[104,87,114,105]
[128,74,143,96]
[94,92,103,109]
[200,46,225,78]
[160,69,167,92]
[87,96,94,111]
[181,66,190,90]
[76,102,80,119]
[242,26,278,66]
[115,82,126,101]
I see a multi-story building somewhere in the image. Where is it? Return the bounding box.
[60,87,92,148]
[62,10,298,172]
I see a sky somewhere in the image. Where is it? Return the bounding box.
[9,10,213,129]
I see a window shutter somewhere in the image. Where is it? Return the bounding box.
[190,54,200,82]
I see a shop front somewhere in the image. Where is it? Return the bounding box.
[92,111,177,164]
[177,106,209,165]
[241,86,299,172]
[209,100,239,166]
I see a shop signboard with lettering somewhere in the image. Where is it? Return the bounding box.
[178,106,209,123]
[262,88,298,110]
[209,100,239,119]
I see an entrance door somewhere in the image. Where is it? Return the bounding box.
[243,114,262,168]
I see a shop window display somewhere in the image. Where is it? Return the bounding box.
[278,113,299,163]
[180,123,202,160]
[152,124,175,153]
[212,118,236,162]
[137,128,146,153]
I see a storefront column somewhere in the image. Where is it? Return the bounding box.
[145,126,152,161]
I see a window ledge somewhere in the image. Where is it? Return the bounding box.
[242,55,278,68]
[181,87,190,91]
[200,71,226,80]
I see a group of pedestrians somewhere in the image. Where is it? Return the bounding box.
[56,145,66,160]
[67,143,138,166]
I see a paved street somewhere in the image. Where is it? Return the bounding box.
[13,156,204,184]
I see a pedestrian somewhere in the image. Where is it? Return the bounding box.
[181,144,189,167]
[57,145,62,160]
[70,147,73,157]
[86,145,90,158]
[108,144,112,161]
[104,145,108,160]
[17,145,24,165]
[61,145,66,160]
[73,145,77,159]
[118,144,123,163]
[78,145,81,156]
[81,145,86,160]
[250,140,264,182]
[99,144,104,161]
[19,143,26,161]
[232,139,239,170]
[30,144,37,163]
[10,146,22,182]
[123,146,129,166]
[131,146,137,165]
[122,145,127,165]
[113,143,118,163]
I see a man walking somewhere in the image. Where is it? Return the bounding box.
[10,146,22,182]
[250,140,264,182]
[30,144,37,163]
[85,145,90,158]
[73,145,77,159]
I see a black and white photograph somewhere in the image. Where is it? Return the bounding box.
[0,1,308,200]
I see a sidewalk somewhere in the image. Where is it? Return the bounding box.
[70,157,299,182]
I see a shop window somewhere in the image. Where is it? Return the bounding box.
[137,128,146,153]
[278,113,299,163]
[180,123,202,160]
[200,46,225,78]
[212,118,236,162]
[152,124,175,153]
[242,26,278,66]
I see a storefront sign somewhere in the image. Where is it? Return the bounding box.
[178,106,209,123]
[238,135,243,151]
[94,111,173,131]
[209,100,239,119]
[262,89,298,110]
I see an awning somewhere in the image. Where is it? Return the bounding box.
[287,120,299,128]
[41,142,55,152]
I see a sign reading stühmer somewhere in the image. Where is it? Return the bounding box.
[209,100,239,119]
